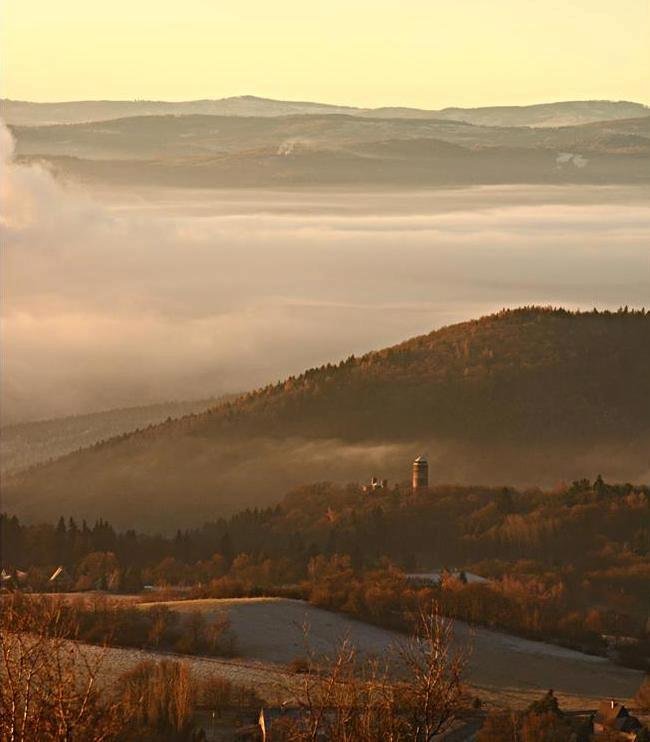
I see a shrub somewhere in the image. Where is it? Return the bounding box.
[287,656,311,674]
[197,676,261,714]
[117,660,197,741]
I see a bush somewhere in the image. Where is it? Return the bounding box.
[197,676,261,714]
[287,656,311,674]
[117,660,198,741]
[172,611,233,656]
[478,692,577,742]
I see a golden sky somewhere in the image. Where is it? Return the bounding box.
[2,0,648,107]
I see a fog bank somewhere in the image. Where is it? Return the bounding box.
[2,123,649,423]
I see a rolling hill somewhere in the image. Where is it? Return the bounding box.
[22,144,649,189]
[12,112,650,159]
[2,308,649,530]
[11,112,650,188]
[2,96,648,127]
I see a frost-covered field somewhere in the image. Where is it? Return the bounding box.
[143,597,644,710]
[81,641,299,705]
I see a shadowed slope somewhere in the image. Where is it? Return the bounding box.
[3,308,649,529]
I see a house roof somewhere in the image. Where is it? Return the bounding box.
[596,700,627,722]
[615,717,643,733]
[595,700,642,732]
[1,569,28,584]
[49,566,68,581]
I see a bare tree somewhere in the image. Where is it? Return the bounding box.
[395,604,469,740]
[118,659,197,739]
[281,636,395,742]
[0,593,129,741]
[275,605,468,741]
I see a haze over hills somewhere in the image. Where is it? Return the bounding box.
[0,396,234,475]
[13,112,650,159]
[2,96,648,127]
[6,114,647,429]
[4,2,650,732]
[10,110,650,188]
[3,307,649,530]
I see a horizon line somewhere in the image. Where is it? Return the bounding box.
[2,94,649,111]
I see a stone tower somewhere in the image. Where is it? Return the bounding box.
[412,456,428,492]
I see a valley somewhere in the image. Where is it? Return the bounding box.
[3,1,649,736]
[3,307,648,529]
[4,97,649,190]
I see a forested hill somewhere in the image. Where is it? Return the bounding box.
[195,306,650,442]
[0,396,235,475]
[3,307,649,529]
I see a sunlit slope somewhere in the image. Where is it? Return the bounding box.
[3,308,649,528]
[194,307,650,441]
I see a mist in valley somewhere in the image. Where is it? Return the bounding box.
[3,2,650,730]
[2,121,649,427]
[4,427,650,530]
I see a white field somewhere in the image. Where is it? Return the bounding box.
[139,597,644,710]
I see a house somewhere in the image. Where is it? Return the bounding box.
[1,568,29,590]
[1,569,13,590]
[363,476,389,493]
[593,700,643,739]
[49,566,73,591]
[406,570,488,586]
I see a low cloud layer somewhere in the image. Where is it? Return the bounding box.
[2,122,649,423]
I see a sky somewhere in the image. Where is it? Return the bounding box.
[1,0,648,107]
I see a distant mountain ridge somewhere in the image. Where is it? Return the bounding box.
[2,96,648,127]
[3,307,649,530]
[15,113,650,158]
[11,112,650,188]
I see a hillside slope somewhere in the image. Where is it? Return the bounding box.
[195,307,650,441]
[12,113,650,188]
[3,308,649,529]
[13,114,650,159]
[0,396,233,475]
[2,96,647,127]
[27,146,649,189]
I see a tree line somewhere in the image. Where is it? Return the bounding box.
[2,476,648,667]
